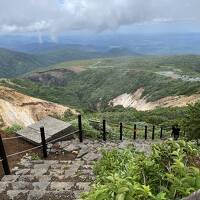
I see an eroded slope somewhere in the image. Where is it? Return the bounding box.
[0,86,77,127]
[110,88,200,111]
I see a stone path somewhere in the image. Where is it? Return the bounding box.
[0,158,94,200]
[0,138,158,200]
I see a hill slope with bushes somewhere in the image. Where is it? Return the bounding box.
[4,55,200,111]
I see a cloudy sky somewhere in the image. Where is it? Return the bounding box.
[0,0,200,36]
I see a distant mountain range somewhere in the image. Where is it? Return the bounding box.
[1,32,200,78]
[1,33,200,55]
[0,46,135,78]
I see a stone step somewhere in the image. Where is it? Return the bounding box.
[0,190,78,200]
[0,181,90,189]
[0,181,90,199]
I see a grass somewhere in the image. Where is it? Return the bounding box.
[4,124,23,134]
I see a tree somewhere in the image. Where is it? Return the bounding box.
[181,102,200,141]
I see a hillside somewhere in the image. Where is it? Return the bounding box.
[0,86,77,127]
[36,47,101,65]
[0,47,135,78]
[35,46,135,65]
[4,55,200,112]
[110,88,200,111]
[0,48,46,78]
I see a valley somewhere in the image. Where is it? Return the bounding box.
[3,55,200,112]
[1,45,200,200]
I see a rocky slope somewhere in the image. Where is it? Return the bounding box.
[110,88,200,111]
[0,86,77,127]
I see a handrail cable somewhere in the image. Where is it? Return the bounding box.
[5,130,79,158]
[46,130,79,145]
[2,135,24,141]
[7,145,43,158]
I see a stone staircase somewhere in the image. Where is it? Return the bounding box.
[0,157,94,200]
[0,138,157,200]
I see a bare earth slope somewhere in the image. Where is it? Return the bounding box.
[0,86,77,127]
[110,88,200,111]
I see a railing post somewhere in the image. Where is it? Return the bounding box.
[78,114,83,142]
[120,122,123,141]
[40,127,47,158]
[152,126,155,140]
[160,127,163,139]
[103,119,106,141]
[134,124,136,140]
[145,126,147,140]
[0,135,10,175]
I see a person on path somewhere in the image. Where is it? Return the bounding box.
[172,125,180,140]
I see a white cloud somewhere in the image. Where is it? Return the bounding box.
[0,0,200,35]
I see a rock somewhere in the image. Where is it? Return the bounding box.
[63,144,81,152]
[72,150,79,155]
[34,164,50,170]
[47,143,53,149]
[7,190,29,200]
[82,152,101,161]
[28,190,46,200]
[118,140,133,149]
[77,147,89,158]
[38,175,52,182]
[0,182,9,193]
[76,182,90,191]
[15,169,30,175]
[12,166,19,173]
[49,169,65,177]
[12,181,32,190]
[32,182,50,190]
[50,182,74,191]
[1,175,19,182]
[30,168,48,176]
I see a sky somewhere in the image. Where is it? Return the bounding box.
[1,0,200,37]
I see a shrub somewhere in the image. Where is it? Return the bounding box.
[81,140,200,200]
[4,123,23,134]
[180,102,200,141]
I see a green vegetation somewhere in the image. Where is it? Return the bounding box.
[82,140,200,200]
[0,47,133,78]
[84,106,185,126]
[181,102,200,141]
[29,153,41,161]
[0,47,102,78]
[4,123,23,134]
[4,55,200,111]
[70,107,185,139]
[1,55,200,139]
[0,48,46,78]
[36,47,101,65]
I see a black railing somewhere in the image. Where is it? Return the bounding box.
[88,118,176,141]
[0,115,82,176]
[0,114,180,176]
